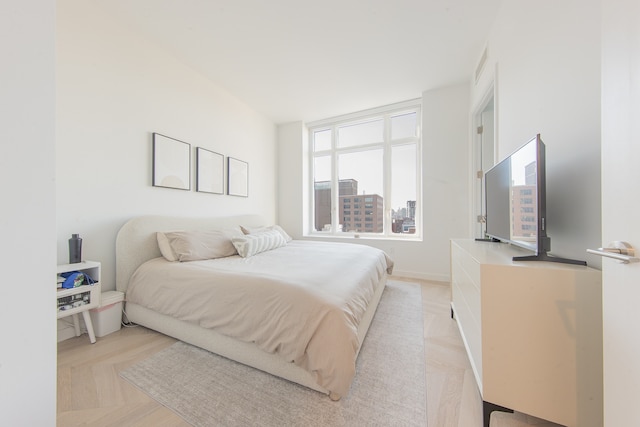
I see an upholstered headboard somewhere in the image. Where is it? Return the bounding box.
[115,214,265,293]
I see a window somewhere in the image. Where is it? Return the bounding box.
[308,100,421,237]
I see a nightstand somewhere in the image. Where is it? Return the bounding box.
[57,260,101,343]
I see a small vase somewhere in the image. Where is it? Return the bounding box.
[69,234,82,263]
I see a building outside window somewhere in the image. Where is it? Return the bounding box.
[309,100,421,237]
[512,184,537,238]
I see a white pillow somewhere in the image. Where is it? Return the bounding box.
[240,224,293,242]
[157,232,178,262]
[231,229,287,258]
[157,228,244,262]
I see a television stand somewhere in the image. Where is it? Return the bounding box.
[475,237,500,242]
[450,239,602,427]
[513,251,587,266]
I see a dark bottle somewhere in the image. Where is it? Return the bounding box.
[69,234,82,263]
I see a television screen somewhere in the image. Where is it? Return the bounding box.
[485,135,546,254]
[508,138,541,252]
[484,134,585,265]
[484,155,511,245]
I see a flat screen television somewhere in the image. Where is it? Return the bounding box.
[484,134,585,265]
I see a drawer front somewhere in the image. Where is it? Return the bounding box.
[456,245,481,292]
[452,286,483,388]
[455,261,481,324]
[451,244,481,325]
[451,243,483,389]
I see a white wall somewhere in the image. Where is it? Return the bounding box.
[277,84,470,281]
[56,0,278,303]
[277,122,308,236]
[472,0,602,267]
[280,0,603,277]
[0,0,57,425]
[422,84,472,273]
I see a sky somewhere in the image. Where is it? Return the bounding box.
[313,111,418,211]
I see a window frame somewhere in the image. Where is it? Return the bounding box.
[306,99,422,240]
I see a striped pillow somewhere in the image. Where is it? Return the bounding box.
[240,224,292,242]
[231,229,287,258]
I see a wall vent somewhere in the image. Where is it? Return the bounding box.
[475,47,488,84]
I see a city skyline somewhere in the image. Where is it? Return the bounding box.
[314,178,416,233]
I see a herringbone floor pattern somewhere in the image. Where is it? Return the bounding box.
[57,279,558,427]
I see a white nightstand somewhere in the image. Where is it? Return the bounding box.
[57,260,101,343]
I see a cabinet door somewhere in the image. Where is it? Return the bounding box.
[481,265,601,427]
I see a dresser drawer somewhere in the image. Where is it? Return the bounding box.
[452,285,483,387]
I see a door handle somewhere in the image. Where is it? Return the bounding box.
[587,241,639,264]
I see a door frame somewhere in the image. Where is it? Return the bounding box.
[470,82,497,239]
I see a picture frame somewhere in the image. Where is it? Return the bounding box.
[152,133,190,190]
[196,147,224,194]
[227,157,248,197]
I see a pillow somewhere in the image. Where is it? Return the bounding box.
[158,227,244,262]
[240,224,293,242]
[157,232,178,262]
[231,229,287,258]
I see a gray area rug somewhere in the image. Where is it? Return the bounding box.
[120,280,426,426]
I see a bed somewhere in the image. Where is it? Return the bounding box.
[115,215,393,400]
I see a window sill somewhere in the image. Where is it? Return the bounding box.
[302,233,422,243]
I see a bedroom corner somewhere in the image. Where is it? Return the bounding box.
[55,0,279,322]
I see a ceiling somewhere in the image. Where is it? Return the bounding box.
[96,0,502,124]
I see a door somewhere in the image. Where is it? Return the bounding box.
[601,0,640,425]
[473,92,495,239]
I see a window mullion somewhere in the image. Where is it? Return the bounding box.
[383,114,392,236]
[335,142,383,155]
[331,125,339,234]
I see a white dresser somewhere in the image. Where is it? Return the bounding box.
[450,239,602,427]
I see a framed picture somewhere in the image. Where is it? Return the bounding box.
[152,133,190,190]
[227,157,248,197]
[196,147,224,194]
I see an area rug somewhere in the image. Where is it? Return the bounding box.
[120,280,426,426]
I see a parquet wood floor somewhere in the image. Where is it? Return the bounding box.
[57,279,559,427]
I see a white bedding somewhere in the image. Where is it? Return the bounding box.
[126,240,393,397]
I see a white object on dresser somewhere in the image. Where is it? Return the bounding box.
[450,239,602,427]
[56,260,101,343]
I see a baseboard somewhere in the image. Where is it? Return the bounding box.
[389,270,450,284]
[57,316,87,342]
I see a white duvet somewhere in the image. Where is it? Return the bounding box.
[126,240,393,397]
